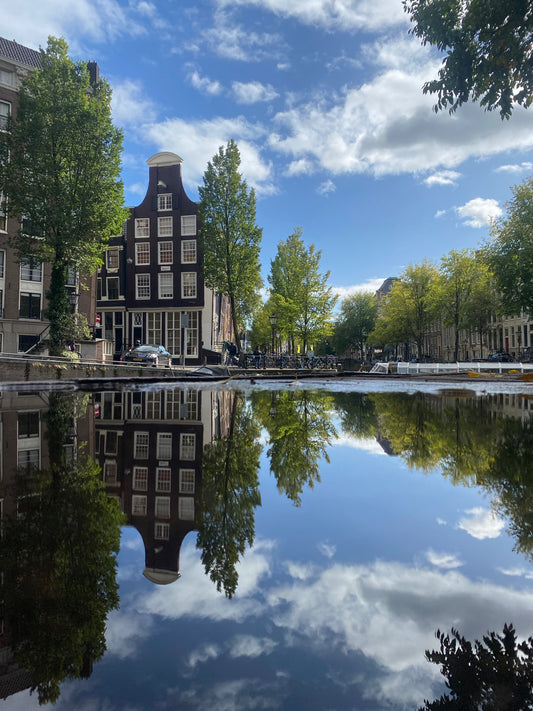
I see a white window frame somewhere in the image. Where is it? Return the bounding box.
[181,215,196,236]
[106,276,120,300]
[134,431,149,459]
[155,496,171,519]
[158,216,173,237]
[0,101,10,131]
[155,522,170,540]
[158,273,173,299]
[180,433,196,460]
[178,497,195,521]
[181,239,197,264]
[133,466,148,491]
[179,469,195,494]
[136,273,150,300]
[135,242,150,265]
[106,249,120,270]
[158,241,173,265]
[181,272,197,299]
[158,194,172,211]
[135,218,150,238]
[157,432,172,460]
[20,260,42,283]
[156,467,172,493]
[132,495,147,516]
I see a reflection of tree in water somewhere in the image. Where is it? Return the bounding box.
[332,392,378,440]
[252,389,337,506]
[197,394,262,598]
[419,623,533,710]
[0,393,124,704]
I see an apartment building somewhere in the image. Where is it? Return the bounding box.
[97,151,232,363]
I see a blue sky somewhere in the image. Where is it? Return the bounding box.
[4,0,533,300]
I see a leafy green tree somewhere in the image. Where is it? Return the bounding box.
[197,394,262,598]
[249,300,275,352]
[252,390,337,506]
[438,249,494,361]
[332,392,378,440]
[485,177,533,317]
[334,291,377,358]
[269,228,337,352]
[0,36,126,355]
[369,261,440,359]
[419,624,533,709]
[404,0,533,118]
[198,140,263,353]
[0,391,124,705]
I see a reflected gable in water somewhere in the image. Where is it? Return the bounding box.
[0,384,533,708]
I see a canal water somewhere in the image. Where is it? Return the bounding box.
[1,380,533,710]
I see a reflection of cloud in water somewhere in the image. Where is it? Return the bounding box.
[187,643,221,669]
[426,549,463,569]
[123,540,533,708]
[105,609,154,659]
[335,434,386,455]
[229,635,277,658]
[457,507,505,539]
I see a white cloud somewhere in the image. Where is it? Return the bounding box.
[317,179,336,195]
[424,170,461,187]
[284,158,316,176]
[228,635,277,658]
[332,278,387,300]
[105,609,154,659]
[111,79,158,128]
[455,198,502,228]
[217,0,407,32]
[187,643,221,669]
[232,81,279,104]
[495,162,533,173]
[187,68,223,96]
[434,209,446,219]
[335,434,387,455]
[201,9,283,62]
[457,507,505,539]
[284,561,316,580]
[425,549,463,569]
[144,116,276,196]
[317,542,336,559]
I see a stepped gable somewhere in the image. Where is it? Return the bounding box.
[0,37,41,68]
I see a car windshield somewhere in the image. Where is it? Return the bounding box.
[134,346,157,353]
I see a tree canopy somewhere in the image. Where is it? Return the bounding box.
[0,36,127,354]
[268,228,337,352]
[485,176,533,317]
[334,291,377,358]
[198,140,263,353]
[403,0,533,118]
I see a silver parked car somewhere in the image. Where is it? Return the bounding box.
[122,345,171,367]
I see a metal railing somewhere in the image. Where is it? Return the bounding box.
[243,353,338,370]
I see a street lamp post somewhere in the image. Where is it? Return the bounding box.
[269,313,277,359]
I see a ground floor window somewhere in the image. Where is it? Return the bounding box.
[147,312,161,345]
[19,292,41,319]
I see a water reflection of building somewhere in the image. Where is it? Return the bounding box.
[95,388,233,584]
[0,391,94,700]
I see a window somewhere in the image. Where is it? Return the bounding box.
[157,433,172,460]
[18,335,38,352]
[133,466,148,490]
[155,522,170,540]
[0,101,10,131]
[146,391,162,420]
[179,469,195,493]
[158,241,173,265]
[0,69,13,87]
[178,497,195,521]
[181,240,197,264]
[180,433,196,460]
[135,218,150,238]
[158,216,173,237]
[156,468,172,492]
[147,313,161,345]
[106,277,120,300]
[0,251,4,278]
[136,274,150,300]
[20,260,42,282]
[134,431,149,459]
[158,194,172,211]
[18,449,39,470]
[18,412,39,438]
[132,495,147,516]
[155,496,170,518]
[65,267,77,287]
[166,312,180,354]
[181,390,198,420]
[185,312,199,356]
[181,215,196,236]
[159,273,173,299]
[104,461,118,485]
[20,293,41,319]
[106,249,119,270]
[105,431,118,454]
[0,194,6,232]
[182,273,197,299]
[135,242,150,265]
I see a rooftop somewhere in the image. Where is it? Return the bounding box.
[0,37,41,69]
